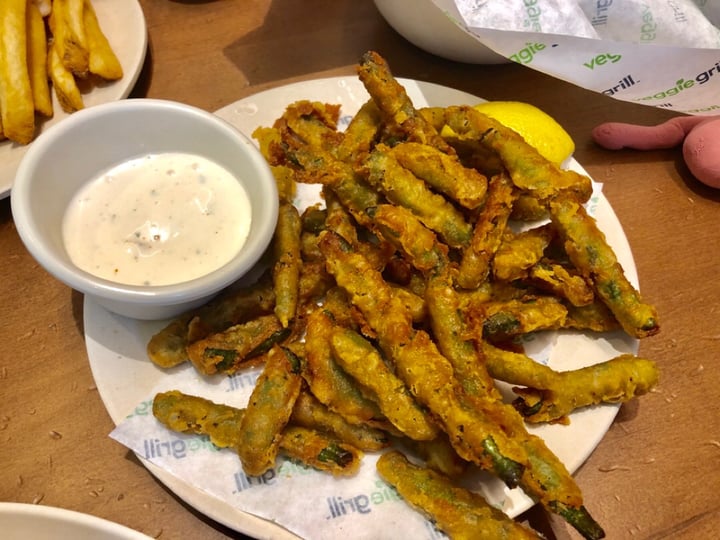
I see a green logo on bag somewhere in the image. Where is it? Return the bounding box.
[509,42,546,64]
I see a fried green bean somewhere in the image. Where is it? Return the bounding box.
[319,230,527,482]
[153,390,245,449]
[146,314,196,369]
[303,305,384,426]
[279,100,343,153]
[336,98,382,164]
[237,345,303,475]
[483,344,659,423]
[424,267,500,401]
[479,296,569,342]
[404,433,469,479]
[298,259,334,307]
[185,314,289,375]
[389,284,427,323]
[563,301,621,332]
[368,203,449,274]
[402,319,598,537]
[492,224,554,282]
[441,105,592,203]
[529,259,595,307]
[323,186,358,244]
[320,230,604,539]
[424,268,607,537]
[331,326,439,441]
[547,197,659,338]
[457,171,516,289]
[363,145,472,248]
[152,390,362,476]
[251,125,298,202]
[147,273,275,368]
[390,141,488,209]
[510,193,549,221]
[280,425,363,476]
[290,391,390,451]
[357,50,451,152]
[273,202,302,327]
[301,204,327,233]
[324,187,392,271]
[377,451,542,540]
[282,142,381,228]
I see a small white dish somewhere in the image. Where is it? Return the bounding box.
[11,99,278,320]
[0,502,152,540]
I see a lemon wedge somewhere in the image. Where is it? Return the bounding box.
[471,101,575,165]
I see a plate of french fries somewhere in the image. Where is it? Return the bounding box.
[85,52,660,540]
[0,0,147,199]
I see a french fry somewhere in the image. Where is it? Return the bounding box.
[47,42,84,112]
[0,0,35,144]
[50,0,89,76]
[84,0,123,80]
[27,0,53,117]
[0,0,123,145]
[66,0,87,50]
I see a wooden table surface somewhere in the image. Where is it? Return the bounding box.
[2,1,720,539]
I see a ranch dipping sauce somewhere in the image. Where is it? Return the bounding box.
[62,152,252,286]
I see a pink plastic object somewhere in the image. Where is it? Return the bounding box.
[591,116,720,188]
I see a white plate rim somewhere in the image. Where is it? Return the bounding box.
[0,0,148,199]
[84,76,640,540]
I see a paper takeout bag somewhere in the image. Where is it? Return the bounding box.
[434,0,720,115]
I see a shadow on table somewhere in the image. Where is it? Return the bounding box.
[221,0,439,86]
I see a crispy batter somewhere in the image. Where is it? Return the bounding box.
[483,345,660,423]
[331,326,439,441]
[390,141,488,209]
[237,345,303,475]
[357,50,451,153]
[457,171,516,288]
[441,105,593,203]
[272,203,302,327]
[363,144,472,249]
[377,451,542,540]
[548,197,659,338]
[153,390,363,476]
[186,314,288,375]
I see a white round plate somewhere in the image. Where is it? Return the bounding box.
[0,502,152,540]
[84,77,639,539]
[0,0,148,199]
